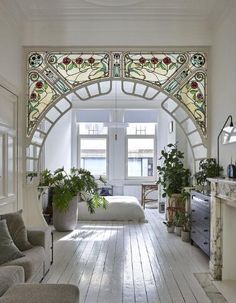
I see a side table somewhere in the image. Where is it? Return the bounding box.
[141,183,158,209]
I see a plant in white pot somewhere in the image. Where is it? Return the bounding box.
[39,167,107,231]
[181,213,191,242]
[173,211,185,236]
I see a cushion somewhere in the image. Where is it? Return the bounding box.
[0,266,24,296]
[4,246,45,282]
[0,220,25,265]
[0,284,80,303]
[0,210,32,251]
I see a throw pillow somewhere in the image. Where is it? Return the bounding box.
[0,220,25,265]
[0,210,32,251]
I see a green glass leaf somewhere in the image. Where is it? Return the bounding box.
[58,63,65,70]
[67,63,74,70]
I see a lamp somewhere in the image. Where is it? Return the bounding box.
[217,114,234,174]
[103,81,129,139]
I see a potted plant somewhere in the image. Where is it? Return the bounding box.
[39,167,107,231]
[181,213,191,242]
[194,158,223,194]
[157,143,191,229]
[173,211,185,236]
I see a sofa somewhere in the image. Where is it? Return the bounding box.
[0,211,79,302]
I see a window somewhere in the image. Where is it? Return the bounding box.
[126,123,156,178]
[78,123,108,177]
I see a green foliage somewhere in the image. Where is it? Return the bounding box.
[194,158,223,188]
[157,144,191,198]
[39,167,107,213]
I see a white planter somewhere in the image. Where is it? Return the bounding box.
[181,230,190,242]
[167,225,175,233]
[53,196,78,232]
[174,226,182,236]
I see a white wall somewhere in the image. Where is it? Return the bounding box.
[211,2,236,171]
[45,111,72,172]
[23,19,211,46]
[0,1,24,213]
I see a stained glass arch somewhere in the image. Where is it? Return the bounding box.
[26,50,208,172]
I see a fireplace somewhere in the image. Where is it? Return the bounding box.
[208,178,236,280]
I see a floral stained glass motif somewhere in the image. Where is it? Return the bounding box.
[124,53,187,86]
[47,53,110,86]
[175,72,207,135]
[28,72,59,134]
[27,50,207,138]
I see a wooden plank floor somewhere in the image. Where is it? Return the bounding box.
[43,209,211,303]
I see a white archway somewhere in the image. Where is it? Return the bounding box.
[26,50,208,173]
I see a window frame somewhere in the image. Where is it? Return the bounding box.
[125,124,157,181]
[77,127,109,178]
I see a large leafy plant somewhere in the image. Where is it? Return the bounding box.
[157,144,191,198]
[39,167,107,213]
[194,158,223,192]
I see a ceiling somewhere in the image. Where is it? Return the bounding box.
[14,0,230,23]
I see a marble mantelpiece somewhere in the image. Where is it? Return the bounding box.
[208,178,236,280]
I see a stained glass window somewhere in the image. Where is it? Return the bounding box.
[27,50,207,138]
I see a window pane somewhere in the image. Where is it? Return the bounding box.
[79,123,107,135]
[127,123,156,135]
[8,136,14,194]
[80,138,107,176]
[128,138,154,177]
[0,135,3,197]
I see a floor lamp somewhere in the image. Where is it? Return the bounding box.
[217,114,234,175]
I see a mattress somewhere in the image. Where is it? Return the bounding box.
[78,195,147,222]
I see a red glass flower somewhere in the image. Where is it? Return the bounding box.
[75,57,83,65]
[63,57,71,65]
[151,57,158,65]
[163,57,172,65]
[139,57,146,64]
[88,57,95,64]
[35,81,43,89]
[191,81,198,89]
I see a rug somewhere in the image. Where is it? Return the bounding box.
[194,273,228,303]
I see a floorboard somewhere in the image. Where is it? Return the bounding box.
[42,209,211,303]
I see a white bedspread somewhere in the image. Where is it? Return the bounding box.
[78,196,146,222]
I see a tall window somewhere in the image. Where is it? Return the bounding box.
[126,123,156,178]
[78,123,108,177]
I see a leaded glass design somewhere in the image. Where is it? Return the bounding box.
[28,72,59,134]
[124,53,187,86]
[46,53,110,86]
[27,50,207,138]
[175,72,207,135]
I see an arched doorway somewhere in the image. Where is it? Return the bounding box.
[26,50,208,174]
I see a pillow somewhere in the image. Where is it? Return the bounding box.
[0,210,32,251]
[0,220,25,265]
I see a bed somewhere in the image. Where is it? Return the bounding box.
[78,195,147,222]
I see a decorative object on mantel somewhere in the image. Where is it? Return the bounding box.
[217,114,234,174]
[227,159,236,179]
[194,158,223,194]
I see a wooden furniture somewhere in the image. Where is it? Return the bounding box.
[190,190,210,257]
[141,183,158,209]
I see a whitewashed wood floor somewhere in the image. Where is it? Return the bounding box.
[43,209,211,303]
